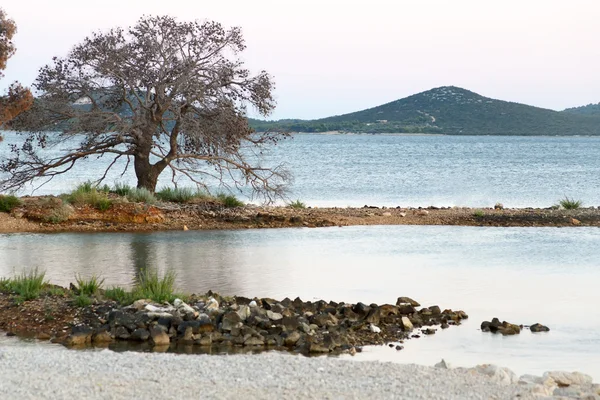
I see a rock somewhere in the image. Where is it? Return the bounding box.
[435,359,451,369]
[468,364,518,384]
[244,337,265,346]
[266,310,283,321]
[397,304,416,315]
[237,305,251,321]
[571,218,581,225]
[543,371,593,387]
[369,324,381,333]
[530,323,550,332]
[149,327,170,346]
[312,313,338,327]
[221,312,243,331]
[133,299,152,310]
[249,300,258,308]
[130,328,150,341]
[396,297,420,307]
[399,212,407,217]
[65,331,92,346]
[206,297,219,312]
[428,305,441,315]
[422,328,436,335]
[498,321,520,336]
[114,326,130,340]
[197,335,212,346]
[284,331,302,347]
[36,332,51,341]
[92,331,113,344]
[174,298,195,315]
[352,302,371,317]
[494,203,504,210]
[401,317,414,331]
[382,212,392,217]
[183,225,189,231]
[395,345,403,351]
[416,209,429,216]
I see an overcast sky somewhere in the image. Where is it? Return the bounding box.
[2,0,599,120]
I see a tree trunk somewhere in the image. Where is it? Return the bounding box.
[134,155,160,192]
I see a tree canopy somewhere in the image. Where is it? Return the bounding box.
[2,15,287,200]
[0,8,33,138]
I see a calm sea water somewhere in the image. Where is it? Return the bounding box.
[1,133,600,207]
[1,226,599,380]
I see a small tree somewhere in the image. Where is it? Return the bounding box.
[0,8,33,139]
[2,15,287,200]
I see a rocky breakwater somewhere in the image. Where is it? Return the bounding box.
[481,318,550,335]
[62,294,468,354]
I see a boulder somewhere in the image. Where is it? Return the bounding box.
[530,323,550,332]
[244,337,265,346]
[130,328,150,341]
[266,310,283,321]
[396,297,420,307]
[237,305,251,321]
[221,312,243,331]
[149,327,170,346]
[284,331,302,347]
[468,364,518,384]
[65,331,92,346]
[401,316,414,331]
[92,330,113,344]
[543,371,593,387]
[397,304,416,315]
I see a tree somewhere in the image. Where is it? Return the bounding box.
[0,8,33,140]
[2,15,288,200]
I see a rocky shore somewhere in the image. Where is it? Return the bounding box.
[0,289,467,354]
[2,195,600,234]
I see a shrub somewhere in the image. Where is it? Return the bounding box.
[74,274,105,296]
[288,199,306,209]
[217,193,244,208]
[0,195,21,213]
[134,269,177,303]
[66,183,113,211]
[559,197,582,210]
[473,209,485,218]
[104,286,135,305]
[125,187,157,204]
[44,202,74,223]
[6,268,48,301]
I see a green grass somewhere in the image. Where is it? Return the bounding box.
[473,209,485,218]
[288,199,306,209]
[2,268,48,301]
[104,286,135,306]
[125,187,157,204]
[113,182,133,196]
[134,269,177,303]
[155,187,210,203]
[74,274,105,296]
[73,294,93,307]
[559,196,582,210]
[65,182,113,211]
[217,193,245,208]
[0,194,21,213]
[46,287,66,296]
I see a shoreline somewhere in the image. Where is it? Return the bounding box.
[1,197,599,234]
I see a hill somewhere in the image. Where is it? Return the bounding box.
[563,103,600,116]
[250,86,600,135]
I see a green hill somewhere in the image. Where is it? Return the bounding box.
[250,86,600,135]
[563,103,600,116]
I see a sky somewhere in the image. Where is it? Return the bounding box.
[1,0,599,120]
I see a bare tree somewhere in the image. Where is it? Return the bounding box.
[0,8,33,139]
[2,15,288,200]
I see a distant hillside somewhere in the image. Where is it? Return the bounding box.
[563,103,600,116]
[250,86,600,135]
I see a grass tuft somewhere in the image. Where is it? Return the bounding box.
[0,195,21,213]
[3,268,48,301]
[134,269,177,303]
[74,274,105,296]
[104,286,135,306]
[288,199,306,209]
[125,187,157,204]
[73,294,93,307]
[558,196,582,210]
[217,193,245,208]
[113,182,133,196]
[473,209,485,218]
[66,182,112,211]
[155,187,209,203]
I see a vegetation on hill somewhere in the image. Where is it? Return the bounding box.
[563,103,600,116]
[250,86,600,135]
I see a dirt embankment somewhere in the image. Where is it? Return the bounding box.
[1,196,599,234]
